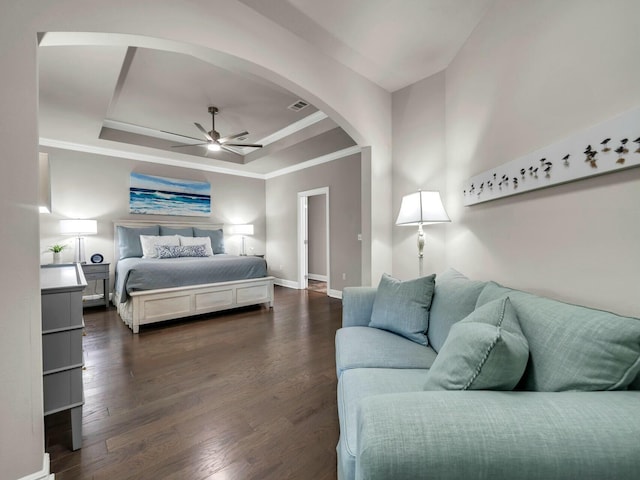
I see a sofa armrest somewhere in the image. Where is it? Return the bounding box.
[357,391,640,480]
[342,287,377,327]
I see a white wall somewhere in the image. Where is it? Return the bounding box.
[39,147,265,275]
[392,71,447,280]
[443,0,640,316]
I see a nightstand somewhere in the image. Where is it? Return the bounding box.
[81,263,110,308]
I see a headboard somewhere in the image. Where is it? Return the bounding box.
[113,219,225,262]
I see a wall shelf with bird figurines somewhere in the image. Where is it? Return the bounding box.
[463,106,640,206]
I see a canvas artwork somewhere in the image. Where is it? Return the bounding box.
[129,173,211,216]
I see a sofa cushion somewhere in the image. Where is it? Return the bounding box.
[335,326,437,377]
[424,297,529,391]
[368,273,436,346]
[337,368,428,480]
[477,282,640,392]
[428,268,487,352]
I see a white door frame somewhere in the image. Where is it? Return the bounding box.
[297,187,330,292]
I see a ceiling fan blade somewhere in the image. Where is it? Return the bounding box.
[219,131,249,143]
[194,122,214,142]
[171,143,210,148]
[220,144,241,155]
[223,143,263,148]
[160,130,204,142]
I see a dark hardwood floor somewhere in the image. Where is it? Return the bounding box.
[45,286,342,479]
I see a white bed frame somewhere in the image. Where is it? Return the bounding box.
[113,220,274,333]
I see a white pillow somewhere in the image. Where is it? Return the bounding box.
[139,235,180,258]
[179,235,214,256]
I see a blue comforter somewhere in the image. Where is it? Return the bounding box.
[115,255,268,303]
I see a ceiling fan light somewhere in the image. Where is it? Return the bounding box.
[207,142,221,151]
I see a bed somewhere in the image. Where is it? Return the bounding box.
[113,220,274,333]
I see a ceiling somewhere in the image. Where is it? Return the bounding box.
[38,1,491,177]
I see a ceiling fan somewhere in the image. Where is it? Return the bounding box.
[170,106,263,154]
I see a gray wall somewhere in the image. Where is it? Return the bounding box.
[266,154,362,292]
[392,71,447,279]
[40,148,266,280]
[440,0,640,317]
[307,194,327,278]
[1,3,389,477]
[390,1,640,318]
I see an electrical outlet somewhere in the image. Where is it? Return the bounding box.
[342,273,346,280]
[357,233,362,241]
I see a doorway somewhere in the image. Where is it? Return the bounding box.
[298,187,330,294]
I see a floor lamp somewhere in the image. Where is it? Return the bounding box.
[396,191,450,277]
[60,219,98,263]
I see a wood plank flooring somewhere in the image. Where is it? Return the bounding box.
[45,286,342,479]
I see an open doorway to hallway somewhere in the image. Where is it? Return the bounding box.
[298,187,330,295]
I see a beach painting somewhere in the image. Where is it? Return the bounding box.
[129,173,211,217]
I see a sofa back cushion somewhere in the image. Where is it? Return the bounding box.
[428,268,487,352]
[369,273,435,346]
[477,282,640,392]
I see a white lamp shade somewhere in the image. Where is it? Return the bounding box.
[231,224,254,235]
[396,191,450,225]
[60,219,98,235]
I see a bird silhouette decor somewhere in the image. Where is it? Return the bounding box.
[464,107,640,207]
[619,138,629,155]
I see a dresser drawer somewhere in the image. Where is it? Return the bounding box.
[42,291,83,331]
[43,368,83,414]
[42,328,83,373]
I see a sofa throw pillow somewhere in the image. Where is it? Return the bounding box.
[424,297,529,391]
[368,273,436,346]
[156,244,208,259]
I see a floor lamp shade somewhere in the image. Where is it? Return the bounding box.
[396,191,450,225]
[396,191,450,276]
[60,219,98,263]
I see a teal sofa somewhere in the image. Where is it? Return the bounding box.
[335,269,640,480]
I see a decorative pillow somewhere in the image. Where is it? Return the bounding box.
[368,273,436,346]
[193,227,225,254]
[179,235,214,256]
[424,297,529,391]
[156,244,208,259]
[139,235,180,259]
[160,226,194,237]
[117,225,159,259]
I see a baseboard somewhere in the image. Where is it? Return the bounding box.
[307,274,328,282]
[274,278,301,289]
[328,289,343,299]
[18,453,54,480]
